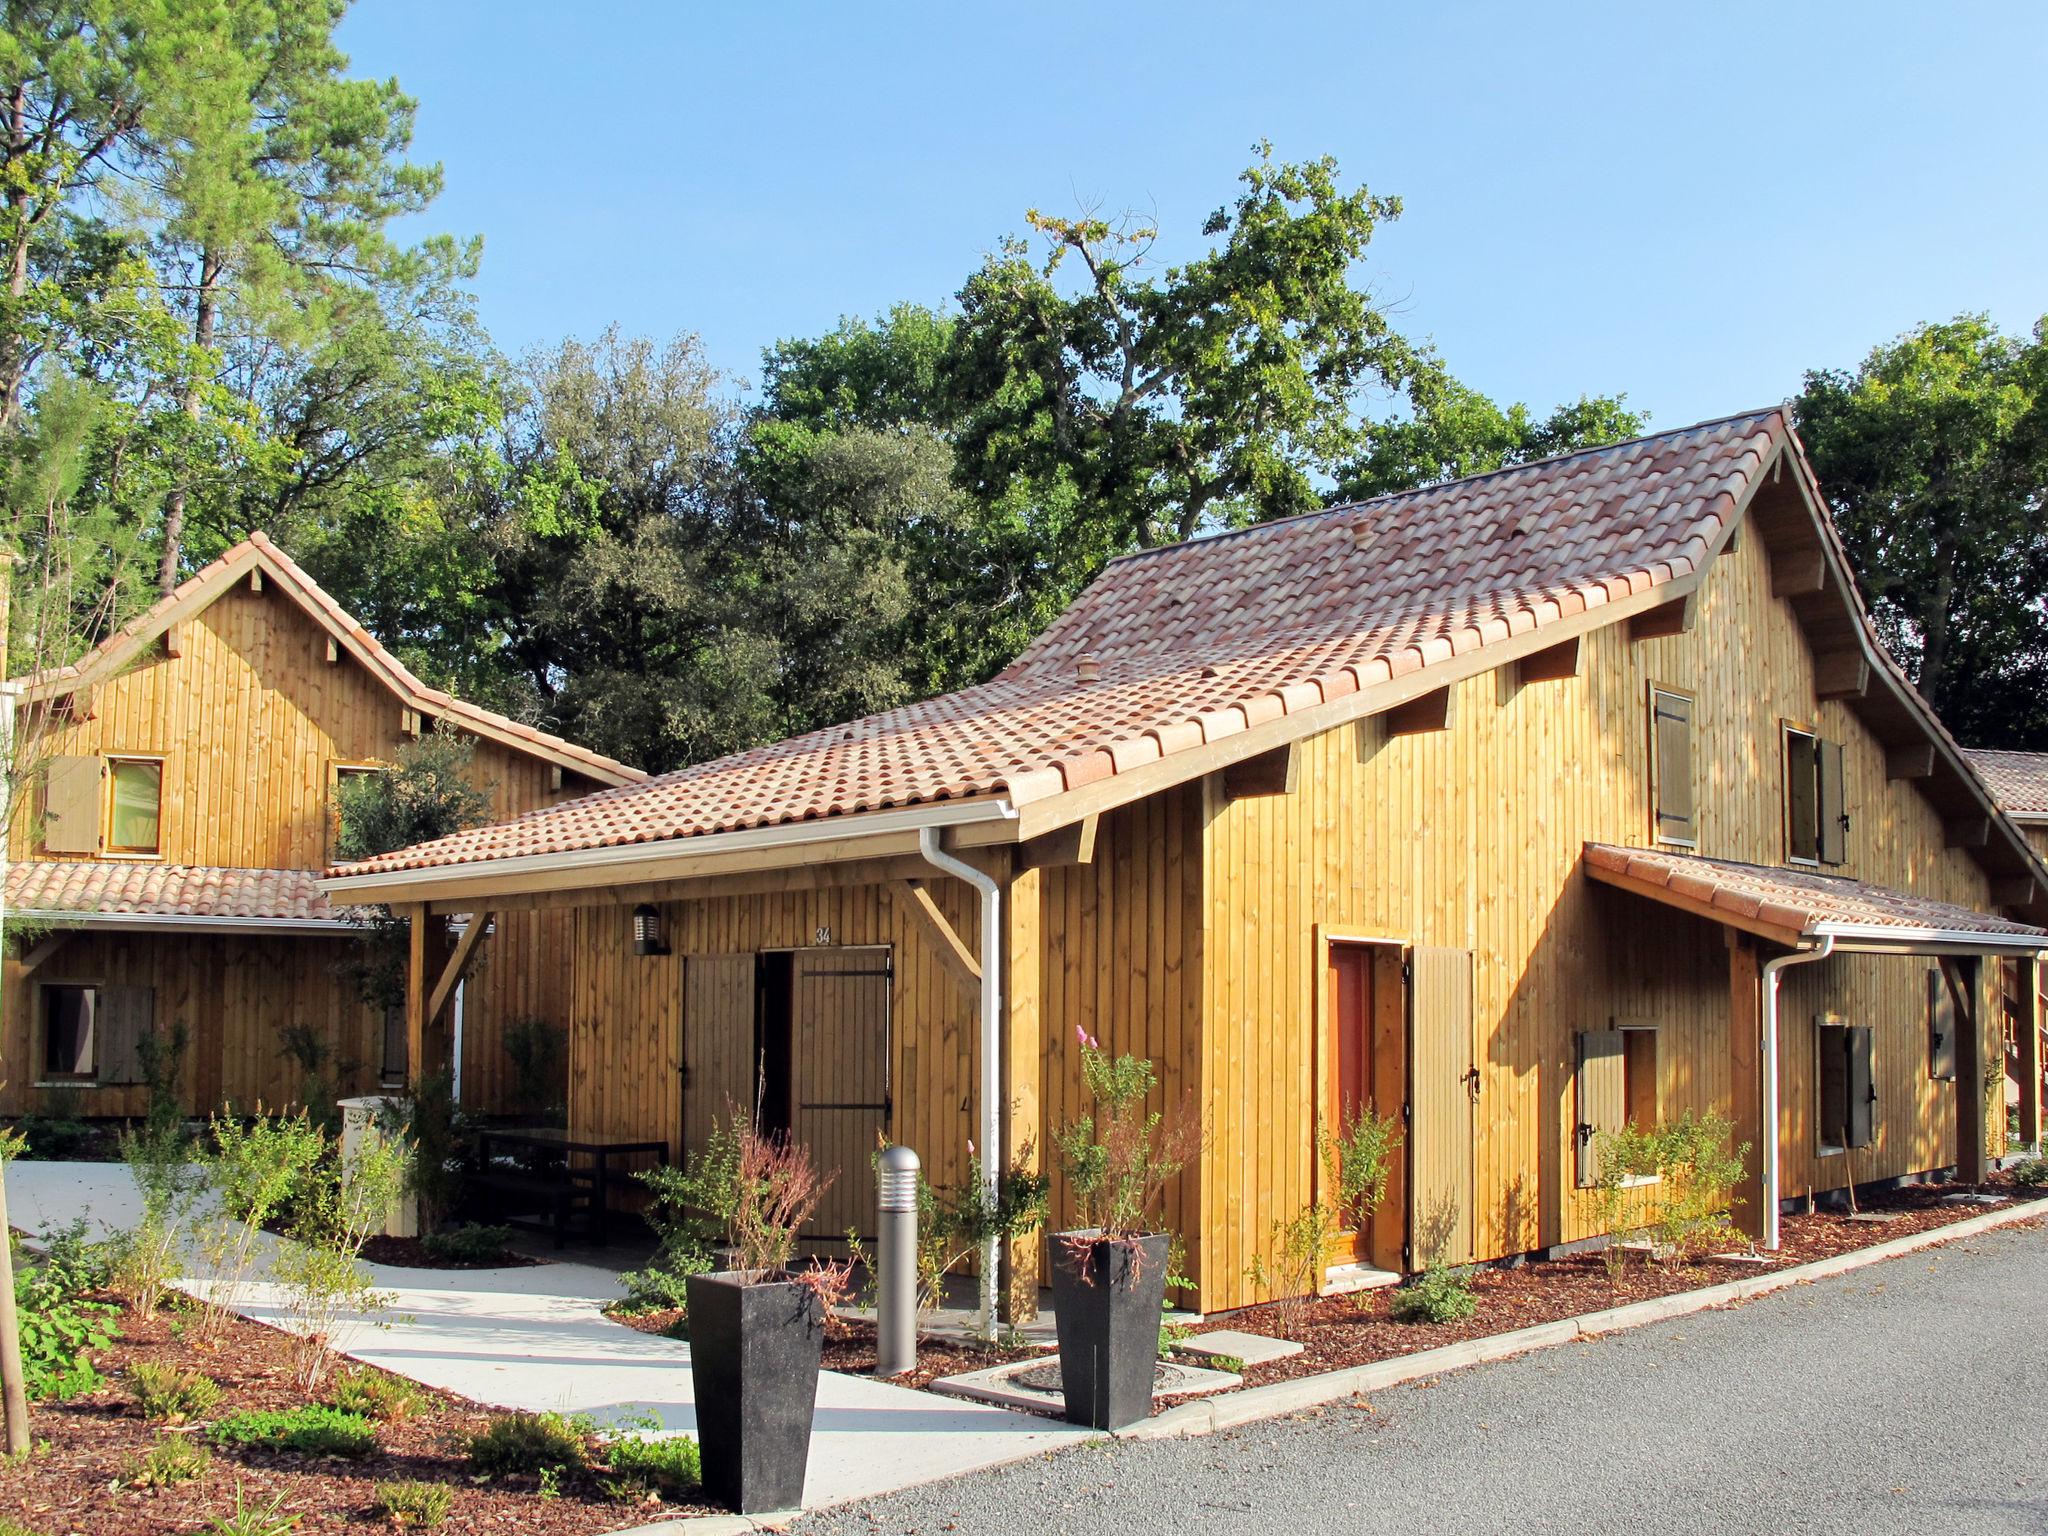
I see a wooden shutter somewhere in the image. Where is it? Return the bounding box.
[381,1004,407,1083]
[1575,1029,1627,1188]
[791,947,893,1241]
[97,987,156,1086]
[1406,945,1475,1267]
[1816,738,1847,865]
[1651,689,1695,843]
[42,754,101,854]
[681,954,757,1168]
[1786,731,1819,862]
[1844,1024,1876,1149]
[1928,967,1957,1082]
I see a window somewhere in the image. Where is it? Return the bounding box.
[1648,685,1695,846]
[105,757,162,856]
[1816,1014,1875,1153]
[1574,1023,1658,1188]
[1927,966,1958,1081]
[41,984,96,1080]
[39,983,155,1085]
[1783,725,1847,866]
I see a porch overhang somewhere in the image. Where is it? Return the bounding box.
[1582,842,2048,957]
[8,862,359,938]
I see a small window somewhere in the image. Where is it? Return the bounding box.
[1574,1024,1658,1188]
[105,757,162,856]
[41,984,97,1080]
[1648,685,1695,846]
[1816,1014,1875,1153]
[1927,967,1958,1082]
[1784,726,1847,866]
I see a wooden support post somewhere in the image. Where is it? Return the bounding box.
[999,861,1043,1324]
[164,622,184,659]
[2019,957,2043,1149]
[1728,934,1767,1241]
[404,904,428,1090]
[1955,956,1989,1183]
[898,879,981,992]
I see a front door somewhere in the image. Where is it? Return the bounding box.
[1323,940,1408,1272]
[788,946,893,1241]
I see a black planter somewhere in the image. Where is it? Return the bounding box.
[1048,1229,1171,1429]
[685,1270,826,1513]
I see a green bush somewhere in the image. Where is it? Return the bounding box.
[600,1433,701,1499]
[16,1086,92,1159]
[2011,1157,2048,1187]
[1390,1265,1478,1324]
[420,1223,514,1266]
[123,1432,211,1487]
[209,1404,378,1459]
[327,1365,424,1421]
[1591,1111,1748,1268]
[464,1411,590,1479]
[14,1233,120,1402]
[130,1361,223,1423]
[372,1479,455,1528]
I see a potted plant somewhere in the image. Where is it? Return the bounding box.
[685,1119,846,1514]
[1049,1030,1204,1430]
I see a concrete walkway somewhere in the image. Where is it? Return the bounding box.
[5,1160,1093,1511]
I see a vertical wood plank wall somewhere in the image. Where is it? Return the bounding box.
[2,582,601,1117]
[1197,519,2005,1310]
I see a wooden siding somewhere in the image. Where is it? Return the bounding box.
[1197,517,2007,1310]
[3,580,599,1117]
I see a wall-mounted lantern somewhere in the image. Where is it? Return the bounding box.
[632,903,669,957]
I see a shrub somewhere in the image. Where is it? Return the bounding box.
[378,1070,471,1234]
[130,1361,223,1423]
[1592,1111,1748,1271]
[1243,1200,1336,1338]
[276,1024,349,1137]
[112,1062,202,1315]
[600,1432,701,1500]
[2011,1157,2048,1187]
[196,1108,323,1341]
[1390,1265,1478,1324]
[1326,1109,1402,1230]
[420,1223,514,1266]
[271,1130,407,1388]
[0,1518,47,1536]
[372,1479,454,1528]
[327,1365,424,1421]
[209,1404,378,1459]
[16,1086,92,1159]
[1054,1034,1204,1241]
[626,1117,744,1310]
[209,1482,302,1535]
[14,1233,120,1402]
[123,1431,211,1488]
[464,1410,590,1479]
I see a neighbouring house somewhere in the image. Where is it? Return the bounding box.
[1962,747,2048,1141]
[323,409,2048,1315]
[2,533,642,1123]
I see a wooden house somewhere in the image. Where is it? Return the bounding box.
[2,534,642,1122]
[325,410,2048,1314]
[1963,748,2048,1139]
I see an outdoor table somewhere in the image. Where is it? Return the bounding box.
[471,1126,667,1248]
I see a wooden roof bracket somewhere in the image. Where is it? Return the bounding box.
[1386,685,1455,738]
[1222,742,1299,801]
[1886,744,1936,781]
[1020,813,1097,869]
[1945,817,1992,850]
[1813,650,1870,700]
[1770,549,1827,598]
[898,877,981,991]
[426,911,493,1024]
[1628,593,1695,642]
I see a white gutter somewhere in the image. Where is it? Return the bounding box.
[1811,922,2047,954]
[916,825,1002,1339]
[12,909,356,936]
[319,797,1019,900]
[1760,935,1836,1251]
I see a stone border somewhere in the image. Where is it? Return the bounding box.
[609,1197,2043,1529]
[1116,1198,2045,1441]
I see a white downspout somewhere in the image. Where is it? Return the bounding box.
[917,825,1001,1337]
[451,975,465,1105]
[1760,935,1836,1250]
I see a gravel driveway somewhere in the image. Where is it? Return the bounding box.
[795,1219,2047,1535]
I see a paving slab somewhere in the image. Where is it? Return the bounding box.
[1175,1328,1303,1366]
[931,1354,1239,1415]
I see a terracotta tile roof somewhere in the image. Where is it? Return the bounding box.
[1964,750,2048,818]
[1583,843,2044,942]
[8,861,351,926]
[334,409,1794,877]
[9,533,643,788]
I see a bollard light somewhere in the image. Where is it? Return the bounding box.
[875,1144,920,1377]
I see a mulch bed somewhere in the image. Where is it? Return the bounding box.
[357,1234,541,1270]
[1209,1178,2047,1389]
[2,1296,715,1534]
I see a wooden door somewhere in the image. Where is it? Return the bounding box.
[1323,941,1407,1271]
[789,946,893,1241]
[681,954,756,1168]
[1406,944,1476,1268]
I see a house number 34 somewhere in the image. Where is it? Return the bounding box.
[815,926,832,946]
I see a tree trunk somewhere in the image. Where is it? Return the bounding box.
[0,82,33,435]
[159,250,223,594]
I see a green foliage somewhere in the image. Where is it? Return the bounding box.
[1796,314,2048,746]
[377,1071,470,1234]
[195,1107,323,1341]
[2011,1157,2048,1187]
[1244,1200,1338,1337]
[0,1519,46,1536]
[12,1087,92,1159]
[207,1483,302,1536]
[623,1113,742,1311]
[208,1404,378,1459]
[464,1411,591,1479]
[334,730,494,865]
[1591,1111,1749,1270]
[372,1479,455,1528]
[420,1223,513,1266]
[502,1016,568,1123]
[270,1128,406,1389]
[327,1365,425,1422]
[112,1046,202,1315]
[128,1361,222,1423]
[1390,1265,1478,1324]
[1324,1108,1402,1232]
[599,1432,702,1501]
[123,1431,211,1488]
[1053,1035,1202,1238]
[274,1025,347,1134]
[14,1226,119,1402]
[908,1149,1050,1322]
[134,1020,191,1144]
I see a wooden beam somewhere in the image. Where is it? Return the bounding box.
[426,911,492,1026]
[548,765,564,793]
[2019,958,2043,1149]
[897,879,980,990]
[1991,877,2038,907]
[1019,814,1097,871]
[1628,594,1695,642]
[163,622,183,659]
[400,707,422,738]
[1517,636,1582,684]
[1222,742,1298,801]
[424,853,935,917]
[15,932,71,976]
[1770,550,1826,597]
[248,567,263,594]
[1946,817,1992,849]
[404,904,428,1088]
[1385,686,1454,738]
[1886,743,1936,781]
[324,635,339,664]
[1813,650,1870,700]
[999,864,1043,1323]
[1728,937,1766,1240]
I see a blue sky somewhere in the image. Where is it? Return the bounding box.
[337,1,2047,429]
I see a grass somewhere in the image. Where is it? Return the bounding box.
[326,1365,424,1421]
[129,1361,223,1423]
[208,1404,378,1459]
[599,1432,701,1500]
[1389,1265,1479,1324]
[372,1479,455,1528]
[464,1411,590,1478]
[208,1482,302,1535]
[122,1431,211,1488]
